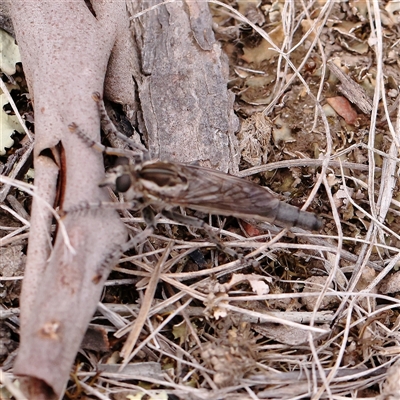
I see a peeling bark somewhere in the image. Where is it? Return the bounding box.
[126,0,239,173]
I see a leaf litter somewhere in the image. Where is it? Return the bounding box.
[2,0,400,399]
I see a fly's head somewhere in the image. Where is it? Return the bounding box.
[100,158,189,201]
[100,157,142,200]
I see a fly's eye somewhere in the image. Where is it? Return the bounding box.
[116,174,131,193]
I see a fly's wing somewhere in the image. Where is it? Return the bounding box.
[141,163,322,231]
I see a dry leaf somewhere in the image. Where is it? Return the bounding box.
[382,360,400,397]
[272,115,295,144]
[237,112,272,166]
[241,220,262,237]
[379,271,400,294]
[326,96,358,125]
[254,323,329,345]
[301,276,338,311]
[241,24,284,64]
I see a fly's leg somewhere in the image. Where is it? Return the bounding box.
[93,205,160,283]
[91,92,149,158]
[93,225,155,284]
[68,122,141,160]
[161,209,244,261]
[60,199,142,218]
[69,92,148,161]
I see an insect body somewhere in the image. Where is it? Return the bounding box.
[100,158,323,231]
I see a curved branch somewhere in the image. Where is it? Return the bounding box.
[10,2,128,398]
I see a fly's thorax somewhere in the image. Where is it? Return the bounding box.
[137,161,189,197]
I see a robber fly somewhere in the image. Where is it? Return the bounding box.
[68,93,323,232]
[98,157,322,231]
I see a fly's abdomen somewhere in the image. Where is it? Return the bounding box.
[273,201,323,231]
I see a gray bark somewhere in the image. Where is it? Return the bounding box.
[126,0,239,172]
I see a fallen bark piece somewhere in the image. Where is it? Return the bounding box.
[327,60,373,114]
[127,0,239,173]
